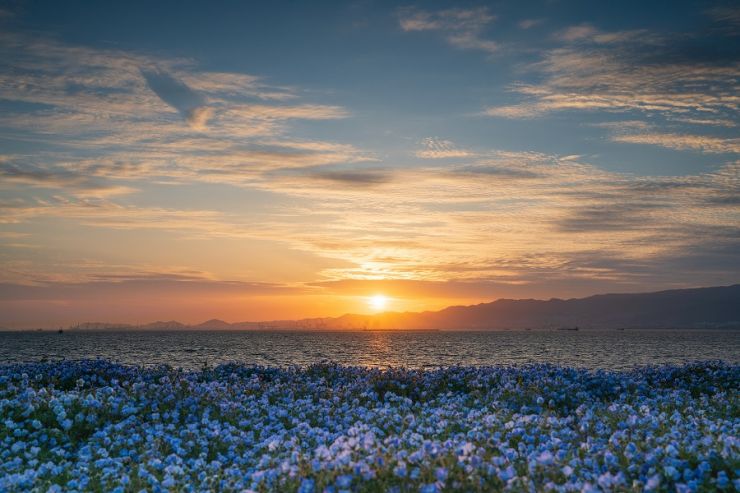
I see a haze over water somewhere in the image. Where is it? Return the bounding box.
[2,329,738,370]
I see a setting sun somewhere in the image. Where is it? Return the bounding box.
[369,294,388,311]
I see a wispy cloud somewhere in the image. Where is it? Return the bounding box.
[591,120,740,154]
[0,30,361,196]
[518,19,543,30]
[3,153,738,302]
[484,26,740,143]
[0,158,137,197]
[0,196,235,236]
[240,150,739,290]
[670,117,736,127]
[284,168,393,188]
[611,132,740,154]
[0,277,301,301]
[226,104,348,121]
[399,7,499,54]
[415,138,474,159]
[706,5,740,32]
[553,24,646,44]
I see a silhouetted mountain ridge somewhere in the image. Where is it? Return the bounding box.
[63,284,740,331]
[390,284,740,330]
[196,319,232,329]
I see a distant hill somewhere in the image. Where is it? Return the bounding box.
[195,319,232,329]
[139,320,186,330]
[71,322,134,331]
[316,284,740,330]
[65,284,740,331]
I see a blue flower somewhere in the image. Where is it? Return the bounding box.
[716,471,729,489]
[335,475,352,488]
[0,360,736,492]
[298,477,315,493]
[393,463,407,478]
[645,474,661,491]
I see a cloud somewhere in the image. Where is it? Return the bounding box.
[3,150,738,301]
[186,106,214,130]
[554,24,645,44]
[229,148,739,293]
[399,7,499,54]
[0,30,358,194]
[518,19,543,30]
[300,169,393,187]
[556,202,664,232]
[226,104,348,120]
[670,117,737,127]
[0,196,244,238]
[415,138,474,159]
[1,24,738,308]
[555,24,599,42]
[452,163,541,179]
[181,71,295,101]
[141,69,213,128]
[707,6,740,30]
[399,7,494,32]
[589,120,652,131]
[484,104,542,119]
[484,29,740,133]
[0,159,137,197]
[592,121,740,154]
[310,278,529,299]
[0,278,300,302]
[611,133,740,154]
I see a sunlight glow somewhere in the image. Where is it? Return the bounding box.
[368,294,388,311]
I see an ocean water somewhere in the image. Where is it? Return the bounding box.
[1,329,738,370]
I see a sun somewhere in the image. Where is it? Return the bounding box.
[368,294,388,311]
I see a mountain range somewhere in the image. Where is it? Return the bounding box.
[63,284,740,331]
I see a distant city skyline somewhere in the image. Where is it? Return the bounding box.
[0,0,738,327]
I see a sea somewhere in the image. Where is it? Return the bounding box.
[1,329,738,370]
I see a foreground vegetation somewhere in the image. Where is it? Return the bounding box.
[1,360,738,492]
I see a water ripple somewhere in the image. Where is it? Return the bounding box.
[1,329,738,370]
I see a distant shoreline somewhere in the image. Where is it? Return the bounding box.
[4,284,738,332]
[3,326,740,333]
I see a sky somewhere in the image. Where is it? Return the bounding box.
[0,0,738,328]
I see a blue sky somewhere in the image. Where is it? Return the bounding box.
[0,0,738,326]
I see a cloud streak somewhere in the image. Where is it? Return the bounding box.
[484,27,740,144]
[0,30,361,195]
[415,138,474,159]
[610,133,740,154]
[399,7,499,54]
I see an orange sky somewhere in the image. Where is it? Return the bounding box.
[1,2,738,328]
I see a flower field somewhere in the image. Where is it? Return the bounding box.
[1,360,738,492]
